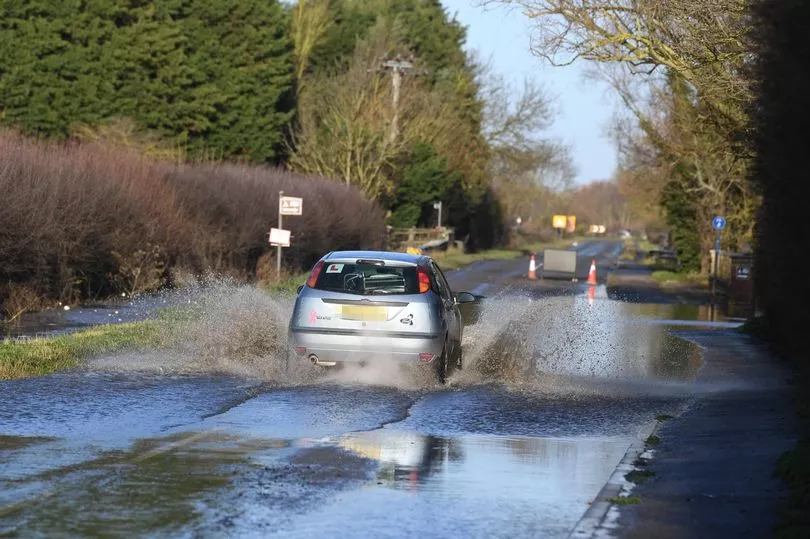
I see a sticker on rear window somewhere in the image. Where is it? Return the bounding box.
[325,263,344,274]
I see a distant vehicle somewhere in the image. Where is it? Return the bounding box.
[288,250,477,383]
[619,229,633,238]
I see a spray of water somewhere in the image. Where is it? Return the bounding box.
[450,290,701,399]
[89,279,318,385]
[88,280,701,397]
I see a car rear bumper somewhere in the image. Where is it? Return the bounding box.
[289,327,443,364]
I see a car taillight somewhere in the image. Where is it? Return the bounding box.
[306,260,325,288]
[417,267,431,294]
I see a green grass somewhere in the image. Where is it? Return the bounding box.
[0,321,163,380]
[651,271,708,286]
[523,235,594,254]
[432,249,525,270]
[637,239,659,253]
[625,470,656,484]
[773,358,810,538]
[432,238,592,271]
[264,272,309,294]
[0,306,197,380]
[608,496,641,505]
[775,441,810,538]
[645,434,661,446]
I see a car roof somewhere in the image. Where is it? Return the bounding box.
[324,250,428,265]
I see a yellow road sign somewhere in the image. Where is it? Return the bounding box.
[566,215,576,233]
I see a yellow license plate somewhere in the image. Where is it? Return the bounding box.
[338,305,387,321]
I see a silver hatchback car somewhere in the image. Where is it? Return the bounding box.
[288,250,477,383]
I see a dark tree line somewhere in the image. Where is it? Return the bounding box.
[750,0,810,361]
[0,0,294,162]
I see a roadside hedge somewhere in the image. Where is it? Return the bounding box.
[0,133,384,313]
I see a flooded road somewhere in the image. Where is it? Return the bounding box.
[0,242,738,537]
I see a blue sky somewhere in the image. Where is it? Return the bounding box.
[441,0,618,185]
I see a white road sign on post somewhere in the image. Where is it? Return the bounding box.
[280,196,303,216]
[268,228,291,247]
[274,192,303,278]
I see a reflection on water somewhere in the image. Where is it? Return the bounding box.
[337,429,625,494]
[277,428,633,538]
[0,427,631,538]
[0,432,280,536]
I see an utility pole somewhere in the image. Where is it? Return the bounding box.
[376,54,427,142]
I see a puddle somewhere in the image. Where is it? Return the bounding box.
[0,432,268,536]
[206,429,633,538]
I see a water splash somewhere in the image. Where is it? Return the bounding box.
[451,290,703,395]
[88,280,318,385]
[86,282,703,395]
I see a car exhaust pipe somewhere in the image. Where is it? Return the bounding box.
[308,354,337,367]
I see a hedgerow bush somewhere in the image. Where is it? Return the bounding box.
[0,133,384,311]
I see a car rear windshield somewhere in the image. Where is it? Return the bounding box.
[314,262,419,295]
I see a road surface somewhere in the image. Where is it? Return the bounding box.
[0,240,726,537]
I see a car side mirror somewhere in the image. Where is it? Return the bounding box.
[455,292,476,305]
[296,285,304,295]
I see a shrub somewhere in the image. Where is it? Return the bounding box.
[0,133,384,312]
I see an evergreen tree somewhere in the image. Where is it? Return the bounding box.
[0,1,120,137]
[0,0,295,162]
[176,0,294,162]
[390,142,460,228]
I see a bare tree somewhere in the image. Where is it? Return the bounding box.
[476,66,576,225]
[288,20,412,199]
[482,0,751,127]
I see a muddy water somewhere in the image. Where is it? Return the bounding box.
[0,282,731,538]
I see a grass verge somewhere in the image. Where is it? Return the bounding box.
[263,272,309,294]
[433,236,591,271]
[775,440,810,538]
[625,470,656,484]
[0,321,161,380]
[651,271,709,286]
[0,307,194,380]
[608,496,641,505]
[773,350,810,538]
[645,434,661,447]
[432,249,524,270]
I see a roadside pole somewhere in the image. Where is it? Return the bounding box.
[711,216,726,307]
[269,193,303,281]
[434,201,442,229]
[277,190,283,280]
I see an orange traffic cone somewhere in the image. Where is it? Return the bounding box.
[588,285,595,306]
[587,259,597,286]
[528,254,538,280]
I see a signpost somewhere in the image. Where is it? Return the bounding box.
[566,215,577,234]
[271,192,303,279]
[433,201,442,229]
[268,228,290,247]
[711,215,726,302]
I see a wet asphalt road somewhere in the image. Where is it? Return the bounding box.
[0,241,724,537]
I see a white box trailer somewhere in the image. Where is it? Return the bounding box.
[541,249,577,280]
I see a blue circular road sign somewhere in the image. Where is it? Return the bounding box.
[712,216,726,230]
